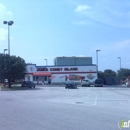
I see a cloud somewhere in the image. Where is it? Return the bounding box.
[73,1,130,28]
[0,3,13,42]
[0,28,8,41]
[116,40,130,49]
[0,3,13,20]
[7,11,13,16]
[89,39,130,55]
[78,54,86,57]
[74,5,91,12]
[0,3,6,9]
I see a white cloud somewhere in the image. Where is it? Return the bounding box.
[116,40,130,49]
[88,39,130,63]
[0,28,8,41]
[74,5,91,12]
[73,1,130,28]
[0,3,13,20]
[0,3,13,42]
[0,3,6,9]
[7,11,13,16]
[78,54,86,57]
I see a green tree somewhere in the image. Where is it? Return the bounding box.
[103,69,117,77]
[0,54,26,87]
[117,68,130,80]
[98,71,104,79]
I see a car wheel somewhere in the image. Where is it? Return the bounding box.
[82,85,84,87]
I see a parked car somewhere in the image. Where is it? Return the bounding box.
[94,79,103,87]
[82,80,90,87]
[21,81,35,88]
[65,81,77,89]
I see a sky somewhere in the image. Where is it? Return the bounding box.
[0,0,130,72]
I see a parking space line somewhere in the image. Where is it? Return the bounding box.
[93,94,98,105]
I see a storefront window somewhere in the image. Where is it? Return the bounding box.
[44,76,47,81]
[27,76,30,81]
[36,77,38,81]
[33,76,35,81]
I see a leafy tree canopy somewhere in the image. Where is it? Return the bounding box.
[117,68,130,80]
[103,69,117,77]
[0,54,26,87]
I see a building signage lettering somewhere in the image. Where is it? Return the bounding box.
[37,67,78,71]
[37,68,48,71]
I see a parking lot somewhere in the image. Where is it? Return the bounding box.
[0,85,129,130]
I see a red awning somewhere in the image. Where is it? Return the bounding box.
[33,72,51,76]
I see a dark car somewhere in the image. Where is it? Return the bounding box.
[94,79,103,87]
[21,81,35,88]
[65,81,77,89]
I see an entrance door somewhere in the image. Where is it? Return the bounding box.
[27,76,30,81]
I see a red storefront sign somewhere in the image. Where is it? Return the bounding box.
[37,67,78,71]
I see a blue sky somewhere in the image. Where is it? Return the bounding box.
[0,0,130,72]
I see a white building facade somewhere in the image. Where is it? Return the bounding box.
[25,64,97,85]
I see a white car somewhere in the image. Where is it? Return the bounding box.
[126,82,130,87]
[82,80,90,87]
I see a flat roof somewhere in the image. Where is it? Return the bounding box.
[36,64,96,67]
[54,57,92,58]
[26,64,97,67]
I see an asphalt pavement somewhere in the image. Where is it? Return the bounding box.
[0,85,129,130]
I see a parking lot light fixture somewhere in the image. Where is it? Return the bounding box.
[4,49,8,55]
[3,20,14,55]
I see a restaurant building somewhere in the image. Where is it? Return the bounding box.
[25,63,97,85]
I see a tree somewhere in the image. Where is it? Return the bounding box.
[103,69,117,77]
[0,54,26,87]
[98,71,104,79]
[117,68,130,80]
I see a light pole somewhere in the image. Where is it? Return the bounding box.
[44,59,47,66]
[4,49,8,55]
[118,57,122,83]
[118,57,121,70]
[96,50,100,76]
[3,21,14,55]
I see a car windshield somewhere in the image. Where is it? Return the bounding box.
[25,81,31,83]
[67,81,73,83]
[83,80,89,82]
[95,80,103,83]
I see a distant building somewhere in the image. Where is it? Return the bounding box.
[54,56,92,66]
[25,56,97,85]
[25,64,97,85]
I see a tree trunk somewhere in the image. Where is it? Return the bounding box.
[8,79,11,88]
